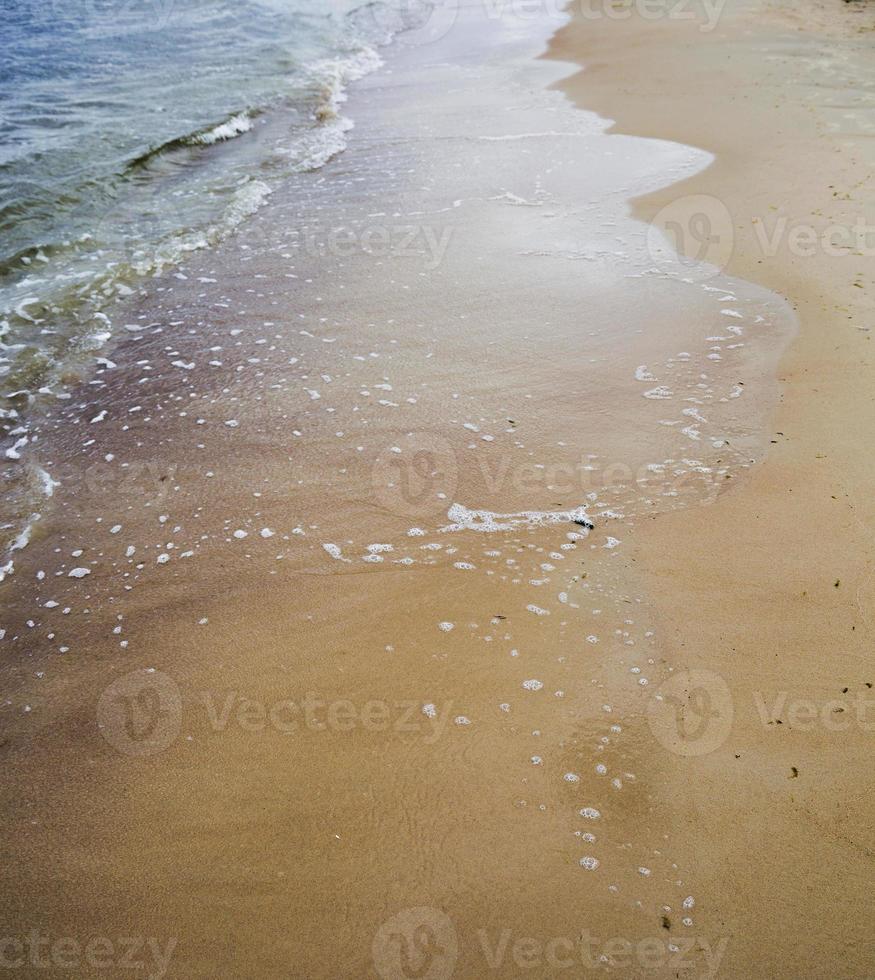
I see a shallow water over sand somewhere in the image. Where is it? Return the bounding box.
[0,2,797,976]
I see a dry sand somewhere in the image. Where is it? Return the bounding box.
[548,0,875,974]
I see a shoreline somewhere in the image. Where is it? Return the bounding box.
[1,1,872,975]
[0,32,390,577]
[549,0,875,973]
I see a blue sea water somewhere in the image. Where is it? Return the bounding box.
[0,0,443,571]
[0,0,427,417]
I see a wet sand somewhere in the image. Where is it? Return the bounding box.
[1,0,873,977]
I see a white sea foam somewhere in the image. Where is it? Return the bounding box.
[644,386,673,400]
[323,543,351,563]
[286,47,384,174]
[191,112,254,146]
[309,47,384,118]
[440,503,592,533]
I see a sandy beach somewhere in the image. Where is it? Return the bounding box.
[1,0,874,976]
[550,1,875,974]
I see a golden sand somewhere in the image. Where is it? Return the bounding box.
[1,1,873,977]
